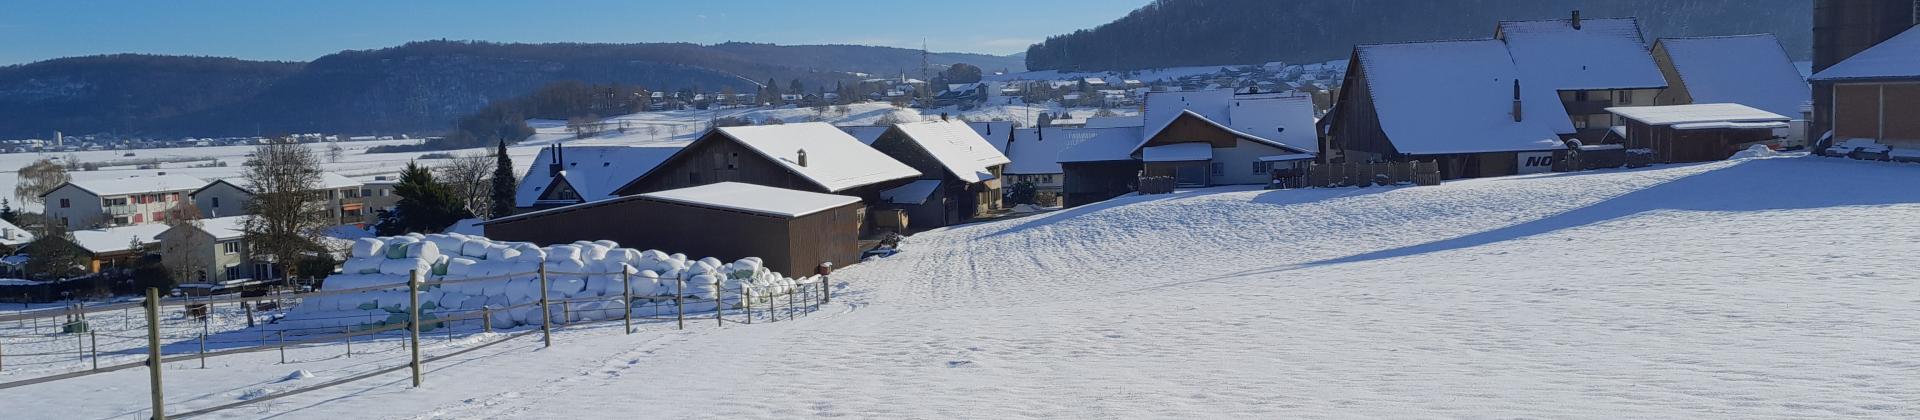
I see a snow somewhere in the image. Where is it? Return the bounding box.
[1658,34,1811,119]
[1257,153,1316,162]
[0,217,35,246]
[1671,121,1791,131]
[70,223,171,254]
[60,174,207,197]
[1226,93,1319,152]
[1141,143,1213,162]
[1136,109,1304,155]
[880,180,943,205]
[1608,103,1790,126]
[838,125,889,145]
[1053,127,1146,164]
[513,145,682,207]
[192,216,250,241]
[9,156,1920,418]
[889,120,1012,183]
[965,121,1016,154]
[713,123,921,193]
[1143,90,1231,139]
[640,182,860,218]
[1810,26,1920,81]
[1356,40,1566,155]
[1084,115,1143,129]
[1499,17,1669,91]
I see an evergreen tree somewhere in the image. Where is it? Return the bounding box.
[490,139,518,219]
[24,223,86,279]
[0,199,17,226]
[381,161,473,235]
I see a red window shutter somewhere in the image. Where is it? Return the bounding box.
[133,214,143,223]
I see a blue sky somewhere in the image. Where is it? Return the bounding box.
[0,0,1145,65]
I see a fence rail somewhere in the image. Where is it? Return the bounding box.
[0,262,834,419]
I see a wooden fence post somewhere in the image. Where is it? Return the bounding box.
[714,277,723,327]
[407,269,422,388]
[622,270,633,335]
[90,329,98,370]
[144,288,165,420]
[742,283,752,325]
[788,284,797,320]
[674,276,684,330]
[197,320,207,369]
[539,263,552,348]
[244,302,254,328]
[278,331,286,364]
[821,276,830,304]
[344,326,352,358]
[482,308,492,333]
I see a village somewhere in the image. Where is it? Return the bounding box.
[1,1,1918,418]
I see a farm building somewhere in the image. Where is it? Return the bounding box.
[514,143,682,212]
[1132,90,1316,187]
[1322,39,1566,179]
[1606,104,1791,163]
[1810,0,1919,139]
[1810,25,1920,161]
[1497,13,1669,143]
[868,120,1012,230]
[613,122,921,233]
[484,182,863,276]
[1651,34,1811,146]
[1056,127,1147,208]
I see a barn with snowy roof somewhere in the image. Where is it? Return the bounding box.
[515,143,683,212]
[1651,34,1811,146]
[1496,13,1669,143]
[868,120,1012,230]
[1810,25,1920,161]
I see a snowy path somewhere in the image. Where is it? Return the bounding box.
[8,156,1919,418]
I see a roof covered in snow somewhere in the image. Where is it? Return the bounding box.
[1054,127,1147,164]
[965,121,1016,154]
[1356,39,1565,155]
[1606,103,1790,126]
[640,182,860,218]
[880,180,943,205]
[71,223,171,254]
[1810,26,1920,81]
[1498,17,1668,91]
[200,172,361,196]
[713,123,921,192]
[889,121,1012,183]
[193,216,250,241]
[1227,94,1320,152]
[53,175,207,198]
[1657,34,1810,119]
[1144,90,1233,137]
[839,125,890,145]
[516,145,683,207]
[1084,116,1144,129]
[0,218,33,246]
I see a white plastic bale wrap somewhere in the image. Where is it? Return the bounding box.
[461,239,491,259]
[341,258,382,275]
[486,245,520,262]
[380,258,431,276]
[350,238,385,259]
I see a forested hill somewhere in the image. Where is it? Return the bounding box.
[0,41,1023,138]
[1024,0,1814,71]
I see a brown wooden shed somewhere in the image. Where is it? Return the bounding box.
[1607,104,1791,163]
[483,182,864,277]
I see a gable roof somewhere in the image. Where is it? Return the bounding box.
[515,145,683,207]
[1606,103,1790,126]
[839,125,890,145]
[1227,94,1320,153]
[1657,34,1810,119]
[71,223,170,255]
[1355,39,1565,155]
[1054,127,1147,164]
[1810,25,1920,82]
[0,218,34,246]
[965,121,1016,154]
[194,172,360,196]
[1497,17,1667,91]
[1138,90,1315,153]
[1134,110,1311,155]
[640,182,860,218]
[699,122,920,192]
[889,120,1012,183]
[50,175,207,198]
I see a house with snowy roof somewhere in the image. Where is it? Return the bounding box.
[1322,39,1565,179]
[1651,34,1811,146]
[190,172,368,225]
[1133,90,1316,187]
[869,120,1012,229]
[0,218,33,250]
[1054,127,1148,207]
[42,174,207,230]
[515,143,683,212]
[1496,12,1669,143]
[61,222,170,273]
[1810,25,1920,161]
[156,216,278,285]
[1003,128,1069,194]
[613,122,922,223]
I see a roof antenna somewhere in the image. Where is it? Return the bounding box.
[797,149,808,167]
[1512,79,1525,122]
[1571,10,1582,30]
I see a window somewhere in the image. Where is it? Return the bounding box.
[59,198,70,208]
[687,171,700,184]
[1616,90,1633,105]
[222,241,241,254]
[152,211,165,222]
[1573,117,1590,129]
[360,188,372,197]
[224,265,242,280]
[211,197,220,208]
[112,216,129,225]
[1253,162,1268,174]
[1573,90,1589,101]
[379,189,390,197]
[1209,162,1225,177]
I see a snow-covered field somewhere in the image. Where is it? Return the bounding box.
[6,155,1918,419]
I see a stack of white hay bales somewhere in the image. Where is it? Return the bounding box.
[274,233,811,334]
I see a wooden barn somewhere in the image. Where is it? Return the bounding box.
[1810,24,1920,160]
[869,120,1011,230]
[1607,104,1791,163]
[483,182,863,276]
[612,122,922,232]
[1054,127,1148,208]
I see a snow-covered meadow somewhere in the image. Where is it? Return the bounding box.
[4,154,1917,418]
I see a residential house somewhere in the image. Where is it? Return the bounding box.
[1651,34,1812,146]
[157,216,275,285]
[358,175,401,218]
[514,144,683,212]
[966,121,1016,155]
[613,123,922,232]
[1810,24,1920,160]
[190,172,366,224]
[1321,40,1565,179]
[1496,13,1669,143]
[1132,90,1316,187]
[41,175,206,229]
[1810,0,1919,139]
[869,120,1012,229]
[1055,127,1147,207]
[1607,104,1792,163]
[1003,128,1070,193]
[69,223,170,273]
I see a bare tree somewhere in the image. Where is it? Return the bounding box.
[13,158,70,209]
[241,138,329,282]
[437,151,494,217]
[328,142,345,163]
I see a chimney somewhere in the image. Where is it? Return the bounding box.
[940,112,949,121]
[797,149,808,167]
[547,144,564,177]
[1512,79,1525,122]
[1571,10,1582,30]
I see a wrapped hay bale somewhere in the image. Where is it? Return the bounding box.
[545,245,581,263]
[461,239,492,259]
[592,240,619,249]
[444,257,479,277]
[384,237,419,259]
[380,258,431,276]
[341,258,382,275]
[405,241,441,262]
[486,245,520,262]
[350,238,385,259]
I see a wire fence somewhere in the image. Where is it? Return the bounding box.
[0,263,833,419]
